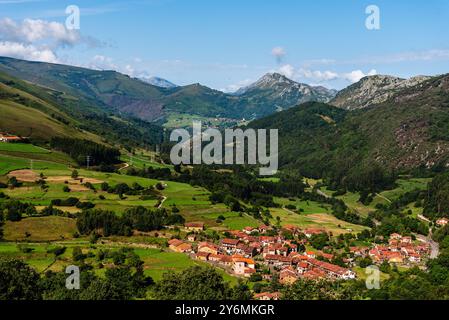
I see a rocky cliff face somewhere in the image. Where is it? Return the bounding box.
[331,75,432,110]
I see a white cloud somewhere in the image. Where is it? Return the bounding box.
[272,46,286,58]
[297,68,339,81]
[87,55,117,70]
[0,18,80,47]
[0,41,58,63]
[343,69,377,83]
[272,46,286,64]
[221,78,253,93]
[278,64,295,78]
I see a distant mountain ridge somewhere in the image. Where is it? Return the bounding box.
[140,76,178,88]
[0,57,339,123]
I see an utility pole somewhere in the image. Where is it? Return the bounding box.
[86,155,92,169]
[30,159,33,171]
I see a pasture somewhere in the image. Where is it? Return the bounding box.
[269,207,368,235]
[3,216,77,242]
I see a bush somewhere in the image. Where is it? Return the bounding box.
[249,273,262,282]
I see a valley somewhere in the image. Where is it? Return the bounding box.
[1,56,449,301]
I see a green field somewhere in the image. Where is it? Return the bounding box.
[120,153,173,170]
[3,216,77,242]
[275,197,330,214]
[0,143,50,154]
[0,154,68,175]
[269,207,368,235]
[379,177,431,201]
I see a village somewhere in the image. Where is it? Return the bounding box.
[166,221,436,299]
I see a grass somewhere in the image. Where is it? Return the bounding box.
[0,154,68,175]
[0,143,50,154]
[120,153,173,170]
[269,207,368,235]
[0,99,100,143]
[3,216,77,242]
[353,266,390,282]
[274,197,330,214]
[379,177,431,201]
[201,211,261,230]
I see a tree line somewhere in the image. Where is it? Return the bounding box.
[50,137,120,166]
[76,207,184,237]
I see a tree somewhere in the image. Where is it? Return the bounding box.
[0,259,42,300]
[71,170,79,179]
[229,280,252,300]
[153,266,231,300]
[72,247,85,262]
[104,267,137,300]
[309,233,330,250]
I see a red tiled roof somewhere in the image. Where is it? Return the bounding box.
[222,238,239,246]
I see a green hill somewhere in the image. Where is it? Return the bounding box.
[249,74,449,190]
[0,68,163,148]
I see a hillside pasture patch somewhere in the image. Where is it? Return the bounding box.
[3,216,77,242]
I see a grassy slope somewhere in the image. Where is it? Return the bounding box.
[0,99,99,142]
[3,216,76,242]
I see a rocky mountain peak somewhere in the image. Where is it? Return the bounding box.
[331,74,432,110]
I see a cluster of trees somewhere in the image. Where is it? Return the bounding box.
[127,167,172,180]
[51,197,95,210]
[153,266,252,300]
[326,163,397,194]
[1,200,36,222]
[0,248,152,300]
[424,172,449,219]
[368,190,430,237]
[0,200,76,221]
[175,166,308,209]
[76,207,184,237]
[77,113,163,149]
[100,182,159,200]
[50,137,120,166]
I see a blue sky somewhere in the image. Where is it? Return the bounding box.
[1,0,449,90]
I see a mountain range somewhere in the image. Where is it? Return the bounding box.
[249,73,449,178]
[1,55,449,176]
[0,57,337,123]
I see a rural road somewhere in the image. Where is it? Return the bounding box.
[119,162,130,171]
[375,193,392,203]
[316,189,330,198]
[417,214,431,223]
[158,196,167,209]
[416,233,440,259]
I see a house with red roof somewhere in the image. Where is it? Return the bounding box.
[254,292,281,300]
